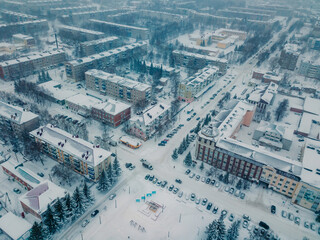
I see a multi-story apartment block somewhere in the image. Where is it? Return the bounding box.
[298,57,320,80]
[12,34,35,47]
[58,25,105,42]
[279,43,300,71]
[80,36,120,57]
[48,6,97,17]
[217,9,271,21]
[0,50,66,81]
[178,67,219,102]
[0,20,49,40]
[172,50,228,74]
[89,19,150,40]
[308,38,320,51]
[1,10,38,22]
[0,101,39,134]
[91,100,131,127]
[65,41,147,81]
[85,69,151,104]
[30,124,112,182]
[128,103,171,141]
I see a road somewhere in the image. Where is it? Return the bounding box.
[58,18,316,240]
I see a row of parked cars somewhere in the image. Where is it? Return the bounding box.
[185,169,246,199]
[166,124,184,139]
[281,210,320,234]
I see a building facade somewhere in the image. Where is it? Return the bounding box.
[298,59,320,80]
[80,36,120,57]
[279,44,300,71]
[58,25,105,42]
[85,69,151,104]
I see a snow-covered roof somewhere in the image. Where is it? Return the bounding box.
[66,94,102,110]
[12,33,34,40]
[119,135,141,147]
[297,112,320,137]
[19,180,67,214]
[300,139,320,187]
[283,43,300,55]
[173,50,228,63]
[80,36,118,47]
[248,82,278,104]
[181,67,218,86]
[1,159,43,189]
[256,120,294,140]
[59,25,105,36]
[0,101,39,125]
[93,99,131,115]
[30,124,111,167]
[130,103,170,127]
[0,212,32,240]
[89,19,149,31]
[303,97,320,115]
[38,81,77,101]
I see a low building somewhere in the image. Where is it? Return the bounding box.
[178,67,219,102]
[0,101,39,134]
[172,50,227,74]
[85,69,151,104]
[65,93,102,117]
[0,212,32,240]
[30,124,112,181]
[308,37,320,51]
[38,81,77,105]
[298,57,320,80]
[279,44,300,71]
[252,69,282,84]
[1,159,43,190]
[91,100,131,127]
[128,103,170,141]
[79,36,120,57]
[12,34,35,47]
[253,120,294,151]
[119,135,142,149]
[58,25,105,42]
[20,180,67,220]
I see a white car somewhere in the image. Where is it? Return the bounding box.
[81,219,90,228]
[109,194,116,200]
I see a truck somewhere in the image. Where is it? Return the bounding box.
[141,159,153,170]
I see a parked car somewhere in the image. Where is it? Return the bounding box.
[126,163,133,169]
[145,174,150,180]
[189,173,195,178]
[229,214,234,222]
[195,198,200,204]
[158,143,165,146]
[259,221,269,230]
[211,179,216,186]
[229,187,234,194]
[175,179,182,184]
[152,178,158,184]
[201,198,208,206]
[234,190,240,197]
[178,191,183,198]
[185,169,191,175]
[215,182,221,188]
[206,202,213,210]
[310,222,316,231]
[129,165,135,170]
[281,210,287,218]
[91,210,99,217]
[168,185,174,191]
[37,172,44,177]
[288,213,294,221]
[109,194,116,200]
[13,188,21,194]
[81,219,90,228]
[196,117,200,120]
[195,175,200,181]
[221,210,228,218]
[224,186,230,192]
[190,193,196,201]
[173,188,179,194]
[271,205,276,214]
[294,217,300,225]
[206,178,211,184]
[149,175,154,181]
[201,177,206,182]
[242,220,249,228]
[304,221,309,229]
[240,192,245,199]
[212,206,219,214]
[242,214,251,221]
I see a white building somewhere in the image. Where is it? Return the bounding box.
[0,212,32,240]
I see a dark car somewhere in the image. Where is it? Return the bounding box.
[271,205,276,214]
[91,210,99,217]
[125,163,132,168]
[206,178,211,184]
[37,172,44,177]
[210,179,216,186]
[229,188,234,194]
[175,179,182,184]
[161,181,168,188]
[185,169,191,175]
[259,221,270,230]
[168,184,174,191]
[145,174,150,180]
[149,175,154,181]
[212,206,218,214]
[206,202,213,210]
[158,143,165,146]
[196,117,200,120]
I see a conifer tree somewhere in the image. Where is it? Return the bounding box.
[236,179,242,190]
[112,157,121,177]
[43,204,57,234]
[29,222,45,240]
[226,220,240,240]
[184,152,192,167]
[200,161,204,171]
[97,170,108,192]
[172,148,178,160]
[54,198,65,223]
[72,187,85,215]
[83,181,94,204]
[107,164,114,187]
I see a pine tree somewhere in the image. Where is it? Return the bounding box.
[182,138,188,150]
[226,220,240,240]
[46,71,51,80]
[43,204,57,234]
[112,157,121,177]
[64,193,73,218]
[186,134,190,144]
[83,181,94,204]
[106,164,114,187]
[97,170,108,192]
[184,152,192,167]
[216,215,226,240]
[205,215,226,240]
[54,198,65,223]
[218,174,224,182]
[236,179,242,190]
[178,141,184,154]
[29,222,44,240]
[205,219,218,240]
[194,121,201,134]
[200,161,204,171]
[72,187,85,215]
[172,148,178,160]
[223,173,229,184]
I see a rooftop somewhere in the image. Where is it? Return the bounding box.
[89,19,149,31]
[66,93,102,109]
[173,50,228,63]
[80,36,119,47]
[0,212,32,240]
[30,124,111,167]
[303,97,320,115]
[93,99,131,115]
[38,80,76,101]
[0,101,39,124]
[283,43,300,55]
[59,25,105,36]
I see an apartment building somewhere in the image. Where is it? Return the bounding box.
[308,38,320,51]
[80,36,120,57]
[0,20,49,40]
[298,57,320,80]
[218,9,272,21]
[0,101,39,134]
[172,50,228,74]
[12,34,35,47]
[279,43,300,71]
[89,19,150,40]
[128,103,171,141]
[48,5,97,17]
[178,67,219,102]
[0,10,38,22]
[30,124,112,182]
[85,69,151,104]
[91,100,131,127]
[58,25,105,42]
[65,41,147,81]
[0,50,66,81]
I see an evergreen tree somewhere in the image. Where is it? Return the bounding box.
[83,181,94,204]
[29,222,44,240]
[97,170,108,192]
[169,52,175,67]
[178,142,184,154]
[216,215,226,240]
[72,187,85,215]
[200,161,204,171]
[184,152,192,167]
[226,220,240,240]
[172,148,178,160]
[106,165,114,187]
[186,134,190,144]
[149,63,154,75]
[112,157,121,177]
[316,214,320,223]
[182,138,188,150]
[43,204,57,234]
[64,193,73,217]
[236,179,242,190]
[41,70,46,80]
[205,215,226,240]
[194,121,201,134]
[54,198,65,223]
[218,174,224,182]
[223,173,229,184]
[46,71,51,80]
[38,73,42,83]
[206,218,218,240]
